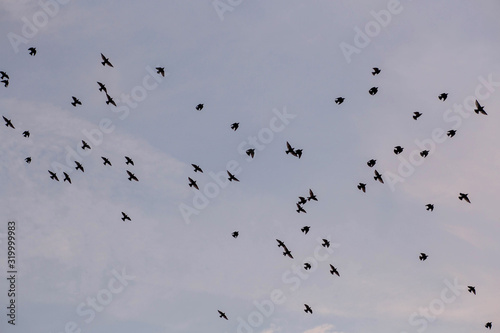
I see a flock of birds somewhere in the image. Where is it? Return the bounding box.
[1,48,494,330]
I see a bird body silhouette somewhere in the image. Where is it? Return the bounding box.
[246,149,255,158]
[71,96,82,107]
[188,177,199,190]
[335,97,344,104]
[218,310,228,320]
[474,100,487,115]
[28,47,36,56]
[304,304,313,314]
[191,164,203,173]
[227,171,239,182]
[372,67,381,75]
[100,53,113,67]
[459,193,471,203]
[127,170,138,181]
[121,212,131,221]
[48,170,59,181]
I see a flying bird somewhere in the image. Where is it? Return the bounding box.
[22,131,30,138]
[307,189,317,201]
[296,204,306,214]
[468,286,476,295]
[0,71,8,80]
[322,239,330,248]
[367,159,376,167]
[232,231,239,238]
[156,67,165,77]
[246,149,255,158]
[191,164,203,173]
[218,310,228,320]
[458,193,471,203]
[372,67,381,75]
[335,97,345,105]
[127,170,138,181]
[413,112,422,120]
[188,177,199,190]
[3,116,15,129]
[105,93,116,106]
[447,130,456,138]
[485,322,492,330]
[438,93,448,101]
[419,253,428,261]
[121,212,131,221]
[28,47,36,56]
[63,172,71,184]
[276,239,286,248]
[81,140,91,150]
[125,156,134,165]
[301,226,310,234]
[329,264,340,276]
[285,141,296,156]
[1,80,8,87]
[71,96,82,107]
[100,53,113,67]
[101,156,112,166]
[75,161,84,172]
[195,104,204,111]
[97,82,107,93]
[282,248,293,259]
[304,263,312,270]
[374,170,384,184]
[227,171,239,182]
[426,204,434,212]
[394,146,404,154]
[294,149,303,159]
[25,157,31,164]
[357,183,366,192]
[420,150,429,158]
[297,196,307,205]
[48,170,59,181]
[474,100,487,115]
[304,304,313,314]
[369,87,378,95]
[231,123,239,131]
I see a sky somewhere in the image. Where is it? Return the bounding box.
[1,1,500,333]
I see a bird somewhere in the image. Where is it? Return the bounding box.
[301,226,310,234]
[1,80,8,87]
[48,170,59,181]
[276,239,286,248]
[97,82,107,93]
[458,193,471,203]
[246,149,255,158]
[285,141,296,156]
[322,239,330,248]
[447,130,456,138]
[329,264,340,276]
[358,183,366,192]
[394,146,404,154]
[63,172,71,184]
[227,171,239,182]
[105,93,116,106]
[195,104,204,111]
[438,93,448,101]
[297,196,307,205]
[367,159,376,167]
[100,53,113,67]
[335,97,345,105]
[0,71,8,80]
[121,212,131,221]
[156,67,165,77]
[426,204,434,212]
[304,263,312,270]
[419,253,428,261]
[294,149,303,159]
[28,47,36,56]
[101,157,112,166]
[369,87,378,95]
[296,204,306,214]
[232,231,239,238]
[125,156,134,165]
[474,100,487,115]
[188,177,199,190]
[485,322,492,330]
[282,248,293,259]
[231,122,239,131]
[191,164,203,173]
[81,140,91,150]
[218,310,228,320]
[420,150,429,158]
[3,116,15,129]
[75,161,84,172]
[372,67,381,75]
[413,112,422,120]
[71,96,82,107]
[374,170,384,184]
[304,304,313,314]
[25,157,31,164]
[126,170,139,181]
[22,131,30,138]
[307,189,317,201]
[468,286,476,295]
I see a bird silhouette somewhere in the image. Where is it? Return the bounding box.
[3,116,15,129]
[48,170,59,181]
[97,82,107,93]
[246,149,255,158]
[227,171,239,182]
[81,140,91,150]
[125,156,134,165]
[474,100,487,115]
[75,161,84,172]
[413,112,422,120]
[358,183,366,192]
[304,304,313,314]
[297,196,307,205]
[105,93,116,106]
[191,164,203,173]
[121,212,131,221]
[285,141,297,156]
[307,189,317,201]
[447,130,456,138]
[28,47,36,56]
[485,322,492,329]
[295,149,303,159]
[63,172,71,184]
[22,131,30,138]
[282,248,293,259]
[127,170,138,181]
[374,170,384,184]
[438,93,448,101]
[296,204,306,214]
[322,239,330,248]
[188,177,199,190]
[276,239,286,248]
[100,53,113,67]
[458,193,471,203]
[101,157,112,166]
[304,263,312,270]
[0,71,8,80]
[394,146,404,154]
[367,159,376,167]
[218,310,228,320]
[71,96,82,107]
[301,226,310,234]
[426,204,434,212]
[156,67,165,77]
[329,264,340,276]
[231,123,239,131]
[195,104,203,111]
[419,253,428,261]
[372,67,381,75]
[232,231,239,238]
[468,286,476,295]
[335,97,345,105]
[420,150,429,158]
[369,87,378,95]
[1,80,8,87]
[25,157,31,164]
